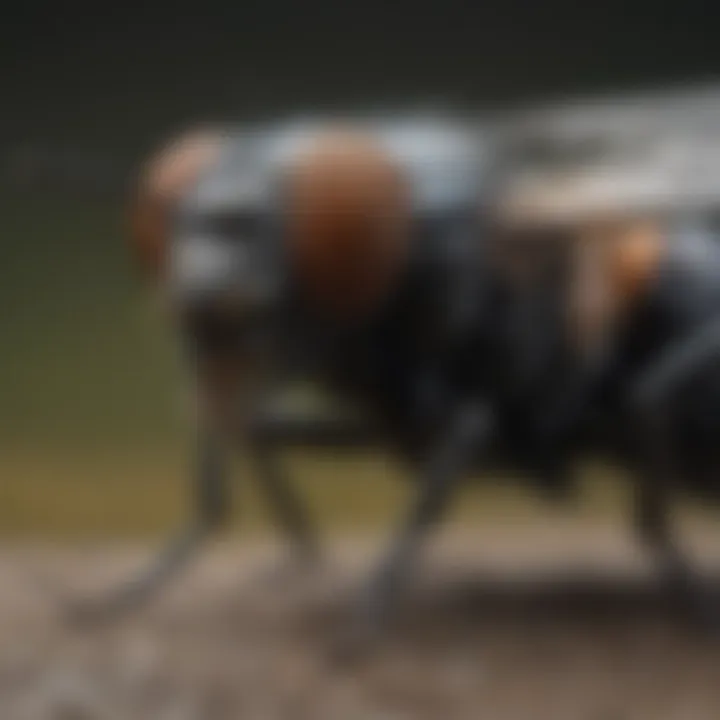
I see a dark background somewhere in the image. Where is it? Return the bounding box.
[0,0,718,535]
[2,1,719,151]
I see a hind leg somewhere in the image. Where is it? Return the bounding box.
[633,384,720,629]
[634,463,720,630]
[628,320,720,627]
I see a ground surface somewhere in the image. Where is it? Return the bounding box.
[2,519,720,719]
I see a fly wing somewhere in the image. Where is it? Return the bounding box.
[495,82,720,225]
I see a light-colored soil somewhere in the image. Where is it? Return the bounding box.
[2,519,720,719]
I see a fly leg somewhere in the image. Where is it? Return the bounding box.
[332,401,492,660]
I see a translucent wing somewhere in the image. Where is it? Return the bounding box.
[495,82,720,225]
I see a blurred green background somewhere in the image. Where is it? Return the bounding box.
[0,189,188,538]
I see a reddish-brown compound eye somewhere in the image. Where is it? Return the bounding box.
[128,129,223,281]
[284,128,412,321]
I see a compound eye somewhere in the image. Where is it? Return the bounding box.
[127,129,223,280]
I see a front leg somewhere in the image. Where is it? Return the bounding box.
[246,405,382,576]
[66,337,241,622]
[66,426,229,622]
[336,401,492,658]
[247,433,321,572]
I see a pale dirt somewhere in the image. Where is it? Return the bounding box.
[2,519,720,719]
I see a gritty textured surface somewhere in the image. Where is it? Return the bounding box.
[2,520,720,719]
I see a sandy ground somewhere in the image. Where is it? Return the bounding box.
[2,519,720,719]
